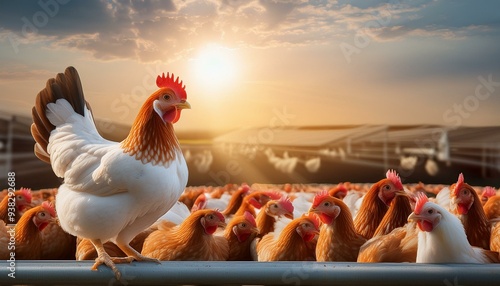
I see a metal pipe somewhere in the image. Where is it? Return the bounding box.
[1,261,499,286]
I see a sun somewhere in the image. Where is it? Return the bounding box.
[192,44,238,88]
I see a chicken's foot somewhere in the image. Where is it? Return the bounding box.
[117,241,161,264]
[90,239,126,280]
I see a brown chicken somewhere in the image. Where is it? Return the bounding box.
[13,202,56,259]
[357,191,417,263]
[224,211,259,261]
[490,223,500,252]
[450,173,490,250]
[179,187,206,210]
[234,191,281,217]
[309,191,366,262]
[0,188,32,224]
[141,209,228,260]
[77,227,156,260]
[328,183,348,200]
[483,191,500,252]
[254,213,319,261]
[480,186,496,206]
[357,223,418,263]
[373,191,413,237]
[222,184,251,216]
[483,191,500,221]
[354,170,404,239]
[256,196,294,238]
[41,220,77,260]
[0,221,11,259]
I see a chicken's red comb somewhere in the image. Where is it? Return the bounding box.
[19,187,32,203]
[278,195,294,214]
[265,191,282,200]
[482,186,496,198]
[414,192,429,215]
[312,190,329,209]
[243,211,257,227]
[240,183,251,194]
[156,72,187,100]
[213,210,225,222]
[305,212,320,230]
[336,183,347,192]
[386,169,403,190]
[453,173,465,196]
[41,201,56,218]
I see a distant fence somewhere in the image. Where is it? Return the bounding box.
[0,261,499,285]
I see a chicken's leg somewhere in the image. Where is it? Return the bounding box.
[116,241,161,264]
[90,239,132,280]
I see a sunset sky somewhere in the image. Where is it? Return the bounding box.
[1,0,499,133]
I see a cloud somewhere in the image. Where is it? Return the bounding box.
[0,0,498,63]
[0,67,53,83]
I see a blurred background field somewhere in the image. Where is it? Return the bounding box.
[2,112,499,190]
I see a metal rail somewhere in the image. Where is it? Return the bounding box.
[1,261,499,286]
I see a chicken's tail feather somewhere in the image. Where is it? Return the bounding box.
[31,66,89,164]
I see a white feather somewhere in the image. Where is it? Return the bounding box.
[48,98,188,245]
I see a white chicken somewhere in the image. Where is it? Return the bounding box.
[31,67,190,279]
[408,193,500,263]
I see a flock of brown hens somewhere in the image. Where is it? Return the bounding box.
[1,171,500,264]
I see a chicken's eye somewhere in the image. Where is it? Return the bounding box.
[272,204,278,208]
[383,184,391,191]
[208,214,214,220]
[16,195,23,200]
[162,94,171,100]
[241,223,246,228]
[462,189,468,196]
[428,209,433,214]
[39,212,46,218]
[323,201,330,207]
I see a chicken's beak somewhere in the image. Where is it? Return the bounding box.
[395,190,409,197]
[218,221,227,229]
[284,212,294,220]
[408,212,423,222]
[176,100,191,110]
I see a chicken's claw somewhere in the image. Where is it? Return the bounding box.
[91,252,124,280]
[128,253,161,264]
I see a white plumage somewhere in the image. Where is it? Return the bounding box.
[31,67,191,279]
[409,197,498,263]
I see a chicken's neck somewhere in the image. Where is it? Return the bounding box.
[354,187,388,239]
[459,194,491,250]
[374,195,412,237]
[174,216,213,244]
[256,209,277,237]
[121,107,181,166]
[330,207,360,242]
[277,221,308,251]
[15,212,41,245]
[0,196,9,223]
[223,191,245,216]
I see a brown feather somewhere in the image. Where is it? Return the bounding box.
[451,184,491,250]
[224,215,258,261]
[315,197,366,262]
[490,223,500,252]
[120,89,181,166]
[256,216,317,261]
[31,66,87,164]
[354,179,391,239]
[358,223,418,263]
[373,193,412,237]
[141,209,228,261]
